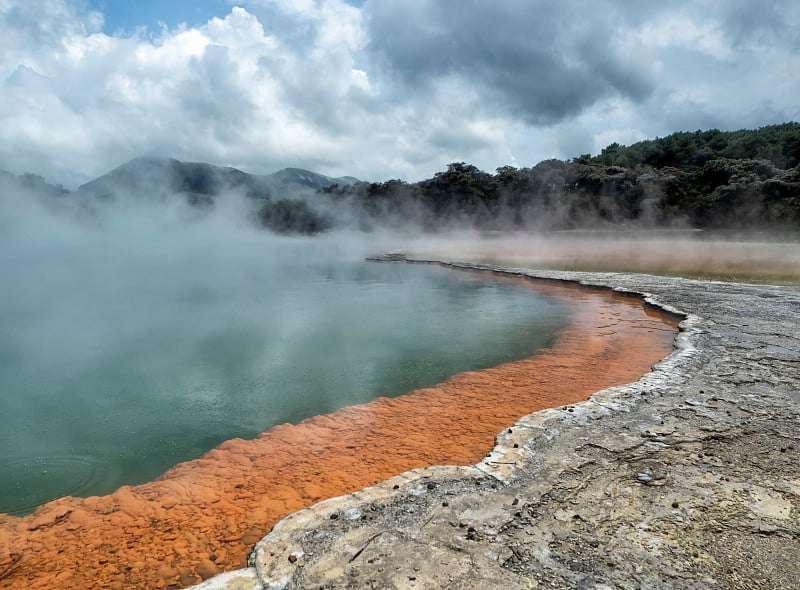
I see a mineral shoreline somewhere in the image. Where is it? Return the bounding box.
[0,264,673,589]
[197,260,800,590]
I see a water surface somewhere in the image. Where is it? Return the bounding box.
[0,230,568,515]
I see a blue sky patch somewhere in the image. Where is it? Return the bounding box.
[90,0,235,34]
[90,0,367,34]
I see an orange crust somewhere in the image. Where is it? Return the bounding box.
[0,276,677,589]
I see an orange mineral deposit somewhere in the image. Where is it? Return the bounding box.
[0,275,677,589]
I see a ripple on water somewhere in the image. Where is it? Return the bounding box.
[0,455,103,515]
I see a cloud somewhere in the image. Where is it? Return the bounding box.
[363,0,655,125]
[0,0,798,188]
[0,2,370,185]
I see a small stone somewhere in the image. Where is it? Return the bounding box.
[672,501,679,508]
[636,465,667,485]
[426,482,437,490]
[344,508,362,520]
[195,559,220,581]
[155,565,177,580]
[288,554,298,563]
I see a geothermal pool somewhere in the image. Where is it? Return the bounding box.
[0,238,568,515]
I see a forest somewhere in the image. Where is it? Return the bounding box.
[313,122,800,232]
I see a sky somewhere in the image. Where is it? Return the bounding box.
[1,0,799,188]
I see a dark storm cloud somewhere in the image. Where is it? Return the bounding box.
[720,0,796,45]
[363,0,655,124]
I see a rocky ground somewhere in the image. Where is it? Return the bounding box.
[195,260,800,590]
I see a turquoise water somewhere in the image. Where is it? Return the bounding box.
[0,227,568,515]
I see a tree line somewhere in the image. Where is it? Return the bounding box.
[309,122,800,232]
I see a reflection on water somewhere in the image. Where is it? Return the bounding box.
[0,238,568,514]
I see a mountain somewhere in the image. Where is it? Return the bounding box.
[267,167,359,192]
[77,157,358,202]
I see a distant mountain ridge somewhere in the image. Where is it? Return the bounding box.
[266,167,360,192]
[76,157,358,201]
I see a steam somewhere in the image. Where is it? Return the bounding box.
[0,173,382,495]
[403,230,800,283]
[1,173,557,511]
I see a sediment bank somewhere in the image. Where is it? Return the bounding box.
[207,261,800,590]
[0,268,675,589]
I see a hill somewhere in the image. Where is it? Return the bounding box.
[587,122,800,171]
[77,157,357,204]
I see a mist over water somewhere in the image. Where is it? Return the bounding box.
[0,187,568,515]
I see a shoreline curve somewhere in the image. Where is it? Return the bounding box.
[216,260,799,590]
[0,262,677,590]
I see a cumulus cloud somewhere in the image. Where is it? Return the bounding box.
[0,0,798,188]
[0,1,373,185]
